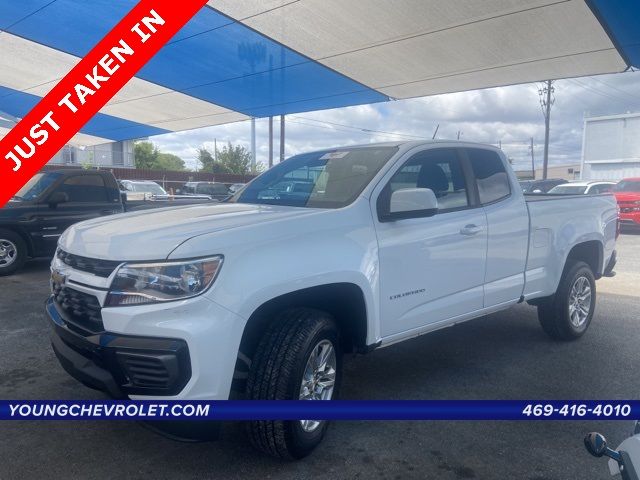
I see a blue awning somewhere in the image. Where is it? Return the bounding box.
[587,0,640,68]
[0,0,636,145]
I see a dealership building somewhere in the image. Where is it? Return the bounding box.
[47,140,135,169]
[581,112,640,180]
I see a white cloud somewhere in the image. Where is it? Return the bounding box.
[152,70,640,172]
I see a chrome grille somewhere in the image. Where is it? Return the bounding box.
[51,281,104,334]
[57,250,121,278]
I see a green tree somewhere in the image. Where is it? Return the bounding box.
[198,143,263,174]
[156,152,186,171]
[134,141,186,171]
[197,146,231,174]
[217,142,255,175]
[134,141,158,169]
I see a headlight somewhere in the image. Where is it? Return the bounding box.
[105,256,223,307]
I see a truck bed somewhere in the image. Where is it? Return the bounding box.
[522,192,618,300]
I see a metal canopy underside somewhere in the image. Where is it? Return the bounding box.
[0,0,637,146]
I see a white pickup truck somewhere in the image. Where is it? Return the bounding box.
[47,141,618,458]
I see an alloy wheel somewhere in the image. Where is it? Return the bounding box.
[568,275,592,328]
[0,239,17,267]
[298,339,337,432]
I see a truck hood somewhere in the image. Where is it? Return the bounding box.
[59,202,321,260]
[614,192,640,203]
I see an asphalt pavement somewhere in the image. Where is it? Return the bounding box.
[1,233,639,479]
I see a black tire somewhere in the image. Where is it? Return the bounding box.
[245,308,342,459]
[537,260,596,341]
[0,229,27,276]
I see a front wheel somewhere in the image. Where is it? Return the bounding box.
[538,260,596,341]
[245,308,342,459]
[0,229,27,276]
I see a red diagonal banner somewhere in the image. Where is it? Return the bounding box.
[0,0,208,206]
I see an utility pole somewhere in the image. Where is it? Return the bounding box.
[268,116,273,168]
[539,80,555,180]
[279,115,285,162]
[530,137,535,179]
[214,138,217,162]
[251,117,256,173]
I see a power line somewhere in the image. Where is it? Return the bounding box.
[587,76,640,103]
[287,119,387,138]
[289,115,431,140]
[568,78,638,105]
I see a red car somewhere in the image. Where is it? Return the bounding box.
[614,177,640,231]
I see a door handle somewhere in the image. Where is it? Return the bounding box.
[460,224,483,236]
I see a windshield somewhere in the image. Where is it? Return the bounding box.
[133,183,167,195]
[232,146,398,208]
[613,180,640,192]
[548,185,587,195]
[14,172,62,200]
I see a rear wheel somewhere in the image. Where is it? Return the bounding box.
[538,260,596,340]
[245,308,341,459]
[0,229,27,276]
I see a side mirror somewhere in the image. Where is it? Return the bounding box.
[584,432,608,457]
[382,188,438,221]
[48,191,69,207]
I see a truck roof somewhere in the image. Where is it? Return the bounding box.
[43,169,112,176]
[315,139,502,150]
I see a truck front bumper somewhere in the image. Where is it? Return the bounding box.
[46,286,246,403]
[46,294,242,441]
[47,297,192,398]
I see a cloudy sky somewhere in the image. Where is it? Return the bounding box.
[153,69,640,173]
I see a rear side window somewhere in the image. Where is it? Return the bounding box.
[58,175,108,202]
[467,149,511,204]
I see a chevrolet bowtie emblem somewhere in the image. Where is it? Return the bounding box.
[51,269,66,285]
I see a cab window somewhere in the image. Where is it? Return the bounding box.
[466,149,511,204]
[380,148,470,216]
[58,175,108,202]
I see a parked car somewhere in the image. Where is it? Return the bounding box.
[613,177,640,231]
[47,141,617,458]
[0,170,215,275]
[228,183,246,194]
[547,181,616,195]
[178,181,231,201]
[256,179,315,201]
[520,178,569,193]
[119,179,168,197]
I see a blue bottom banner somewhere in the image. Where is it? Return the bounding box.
[1,400,638,421]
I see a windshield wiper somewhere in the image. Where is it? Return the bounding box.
[10,195,24,201]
